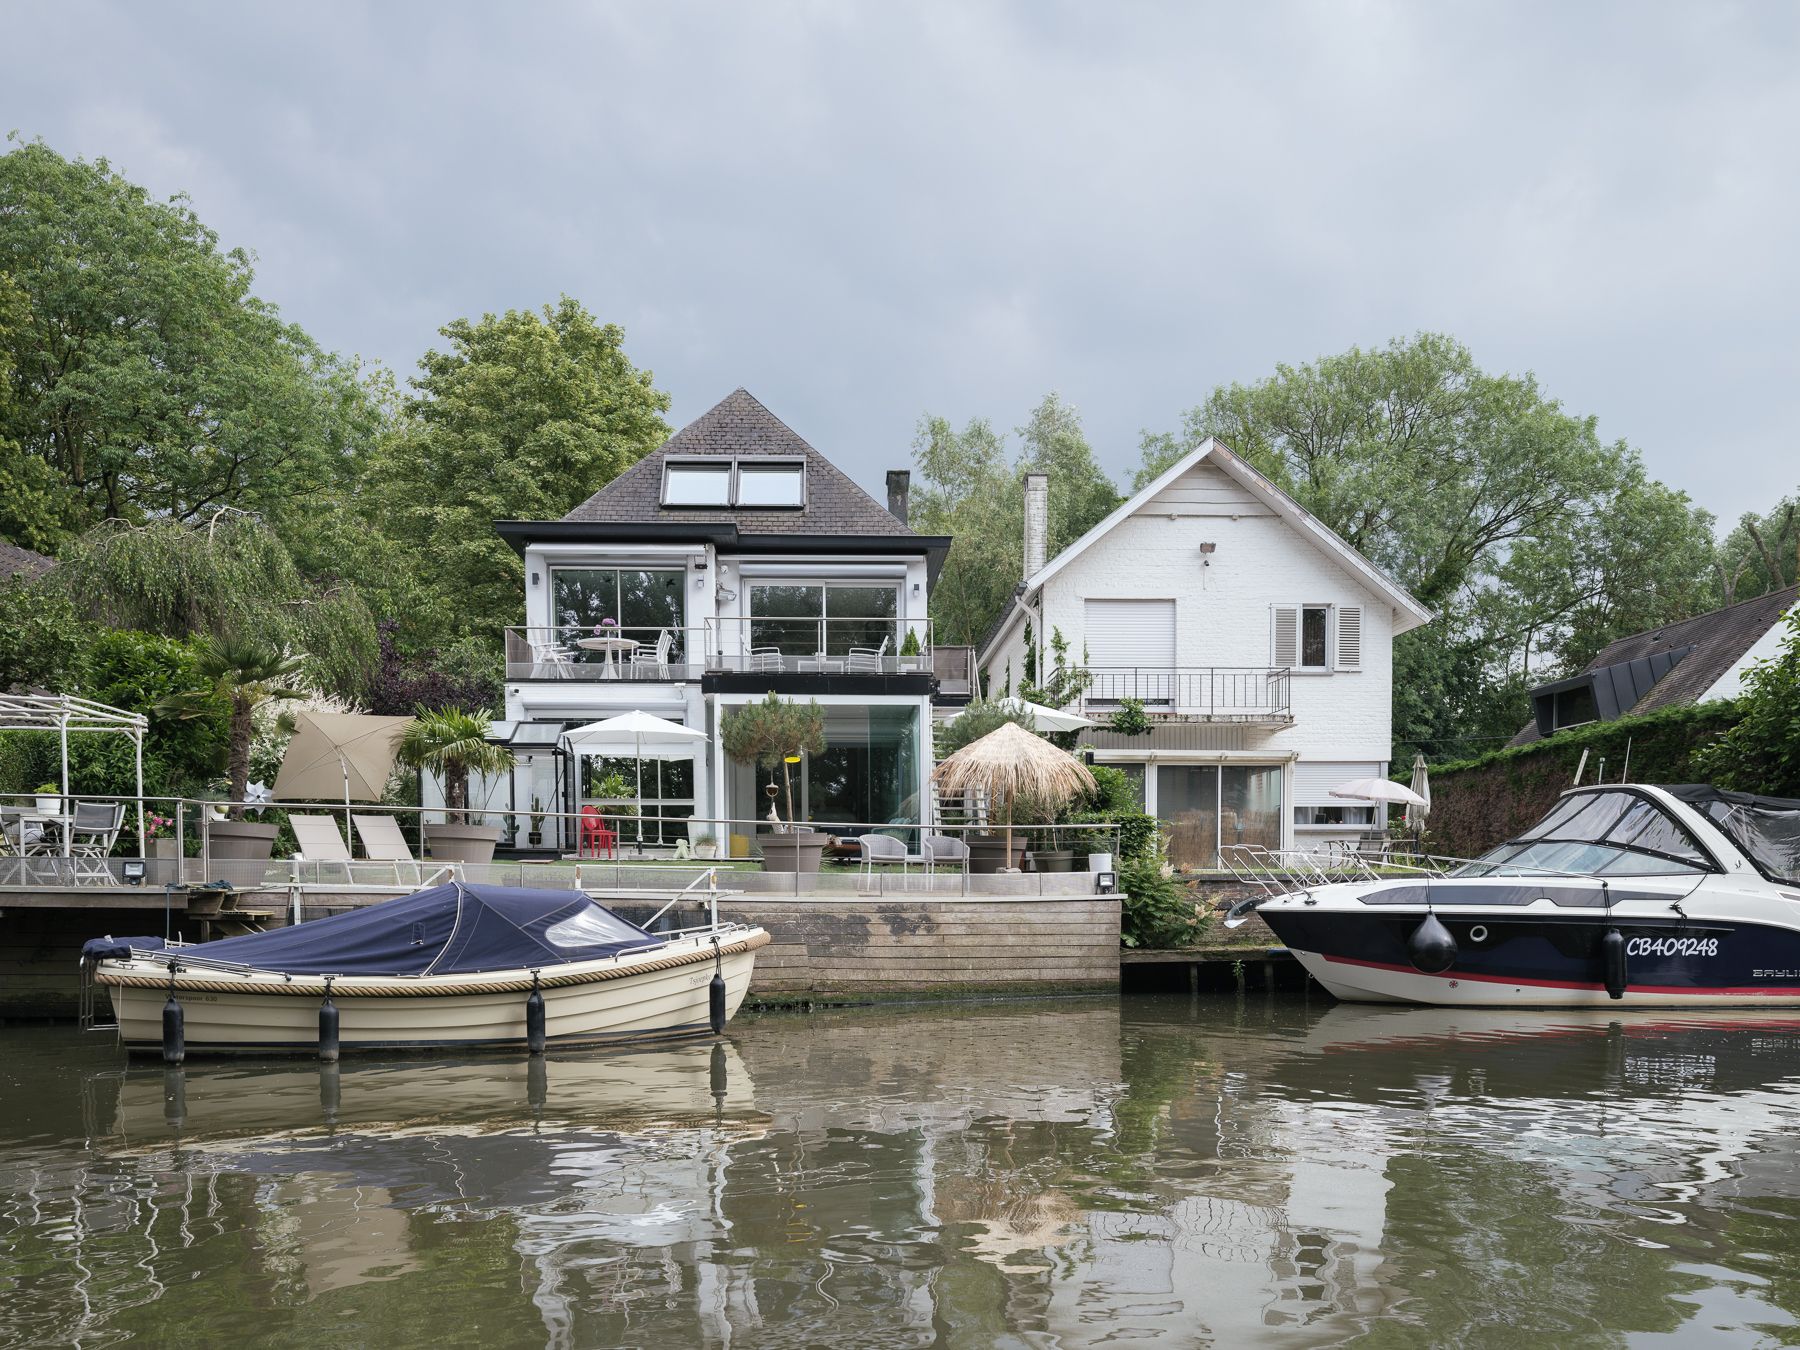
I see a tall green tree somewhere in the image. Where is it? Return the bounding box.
[1137,334,1717,759]
[0,138,375,540]
[154,635,306,817]
[914,393,1119,647]
[359,297,670,646]
[1715,492,1799,604]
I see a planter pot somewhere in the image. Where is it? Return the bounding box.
[760,831,830,874]
[423,823,502,864]
[35,795,61,816]
[206,820,278,862]
[527,830,543,848]
[694,844,718,860]
[1029,849,1075,873]
[969,836,1027,874]
[148,838,178,860]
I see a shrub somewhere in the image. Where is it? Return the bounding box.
[1120,830,1208,949]
[1693,607,1800,797]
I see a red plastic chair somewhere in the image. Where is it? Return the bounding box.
[580,806,617,859]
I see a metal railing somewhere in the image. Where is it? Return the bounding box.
[504,618,942,680]
[1062,667,1293,721]
[0,792,1121,901]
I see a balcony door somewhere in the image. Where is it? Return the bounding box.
[551,568,686,662]
[1084,599,1175,705]
[749,584,898,659]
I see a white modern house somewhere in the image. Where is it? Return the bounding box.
[481,389,972,855]
[979,441,1432,868]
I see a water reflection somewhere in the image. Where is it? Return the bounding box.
[5,999,1800,1346]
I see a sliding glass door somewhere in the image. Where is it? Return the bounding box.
[1155,764,1283,868]
[551,568,686,659]
[748,584,898,658]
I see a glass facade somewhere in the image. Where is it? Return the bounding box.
[582,755,694,846]
[726,705,920,830]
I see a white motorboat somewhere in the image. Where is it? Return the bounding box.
[1252,784,1800,1007]
[82,880,769,1056]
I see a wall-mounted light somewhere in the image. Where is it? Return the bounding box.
[1095,870,1117,895]
[122,860,146,885]
[912,581,921,596]
[1198,542,1217,555]
[530,570,541,586]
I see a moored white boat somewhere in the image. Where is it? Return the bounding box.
[84,880,769,1055]
[1253,785,1800,1008]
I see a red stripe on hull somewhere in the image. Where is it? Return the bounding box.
[1318,953,1800,997]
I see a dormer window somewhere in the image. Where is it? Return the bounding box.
[661,458,806,508]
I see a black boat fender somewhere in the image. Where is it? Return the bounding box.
[161,966,185,1066]
[1601,928,1628,1001]
[318,978,340,1063]
[709,937,727,1034]
[1408,913,1457,974]
[525,970,547,1055]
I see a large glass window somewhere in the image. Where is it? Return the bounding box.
[552,568,686,662]
[1158,764,1284,868]
[749,584,899,658]
[736,462,804,506]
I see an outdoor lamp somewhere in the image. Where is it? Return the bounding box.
[1096,870,1117,895]
[122,860,146,884]
[784,754,801,764]
[530,570,540,586]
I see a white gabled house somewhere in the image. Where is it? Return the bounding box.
[978,439,1433,868]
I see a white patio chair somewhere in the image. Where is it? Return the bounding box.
[289,813,354,882]
[747,647,784,674]
[922,834,969,878]
[631,629,674,678]
[528,627,576,679]
[67,802,126,883]
[845,635,890,674]
[353,813,422,884]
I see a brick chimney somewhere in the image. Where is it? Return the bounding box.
[886,469,911,525]
[1024,472,1048,579]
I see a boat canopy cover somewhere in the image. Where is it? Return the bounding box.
[1664,785,1800,886]
[81,883,664,976]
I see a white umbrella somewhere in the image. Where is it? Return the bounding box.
[952,699,1095,733]
[1330,776,1429,808]
[1404,754,1432,832]
[562,712,706,849]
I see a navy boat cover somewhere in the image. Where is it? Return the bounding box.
[81,883,664,976]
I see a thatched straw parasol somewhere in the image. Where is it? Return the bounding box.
[932,722,1096,867]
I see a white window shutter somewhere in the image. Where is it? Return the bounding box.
[1336,605,1363,670]
[1271,605,1299,668]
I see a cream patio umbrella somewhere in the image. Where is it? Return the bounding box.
[1404,754,1432,834]
[932,722,1097,871]
[950,698,1095,734]
[274,711,414,832]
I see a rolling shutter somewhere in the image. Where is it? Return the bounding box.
[1336,605,1362,671]
[1084,599,1175,668]
[1271,605,1299,668]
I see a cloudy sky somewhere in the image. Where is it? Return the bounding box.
[5,2,1796,524]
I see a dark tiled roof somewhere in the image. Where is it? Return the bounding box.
[563,388,914,537]
[1511,584,1799,745]
[0,541,54,580]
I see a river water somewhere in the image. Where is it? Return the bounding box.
[5,996,1800,1348]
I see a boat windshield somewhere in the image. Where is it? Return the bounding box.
[1455,790,1711,878]
[1673,791,1800,886]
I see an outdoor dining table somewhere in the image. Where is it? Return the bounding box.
[574,634,640,678]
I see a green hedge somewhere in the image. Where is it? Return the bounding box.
[1425,701,1741,858]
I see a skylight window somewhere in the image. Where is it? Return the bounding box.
[660,458,805,508]
[736,462,805,507]
[663,461,732,506]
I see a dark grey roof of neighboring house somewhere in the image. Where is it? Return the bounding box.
[0,541,54,581]
[562,388,915,537]
[1510,583,1799,745]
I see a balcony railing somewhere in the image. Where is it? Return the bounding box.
[1060,667,1293,723]
[504,619,938,681]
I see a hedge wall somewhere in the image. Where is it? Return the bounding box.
[1424,702,1741,858]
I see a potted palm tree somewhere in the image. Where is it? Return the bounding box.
[397,708,516,864]
[156,635,305,862]
[720,692,830,873]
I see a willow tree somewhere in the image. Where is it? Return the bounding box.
[45,510,377,698]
